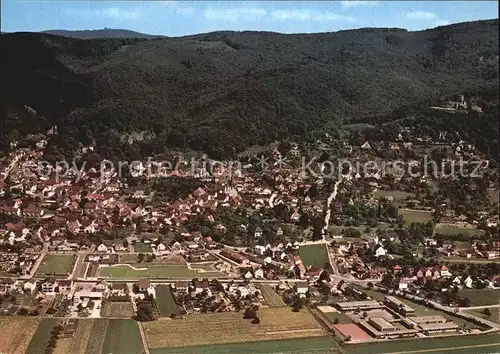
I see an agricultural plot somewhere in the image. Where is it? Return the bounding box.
[458,289,500,306]
[101,319,144,354]
[36,254,76,276]
[155,285,181,317]
[399,209,434,223]
[101,302,135,318]
[0,317,40,354]
[345,333,500,354]
[258,285,286,307]
[299,244,329,268]
[149,336,339,354]
[143,307,325,350]
[26,318,59,354]
[99,264,222,279]
[54,319,94,354]
[83,319,109,354]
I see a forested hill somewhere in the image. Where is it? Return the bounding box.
[1,19,498,159]
[41,28,163,39]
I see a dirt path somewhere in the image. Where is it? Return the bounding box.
[264,328,324,335]
[138,322,151,354]
[392,342,500,354]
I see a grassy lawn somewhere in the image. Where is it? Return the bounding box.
[457,289,500,306]
[399,209,434,223]
[435,223,482,236]
[133,243,153,252]
[102,319,144,354]
[344,333,500,354]
[36,254,76,276]
[374,190,415,200]
[487,188,499,204]
[149,336,339,354]
[465,307,500,324]
[26,318,59,354]
[99,264,223,279]
[320,312,352,324]
[299,244,329,268]
[155,285,181,317]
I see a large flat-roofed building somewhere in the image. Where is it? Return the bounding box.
[384,296,416,315]
[335,300,384,312]
[359,320,419,339]
[411,316,447,324]
[368,317,395,332]
[418,322,459,333]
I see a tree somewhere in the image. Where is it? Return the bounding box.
[137,253,145,262]
[483,308,491,318]
[333,317,340,324]
[136,302,155,322]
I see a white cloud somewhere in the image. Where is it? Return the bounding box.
[272,10,355,23]
[341,1,379,9]
[405,10,438,20]
[65,7,142,21]
[204,7,267,21]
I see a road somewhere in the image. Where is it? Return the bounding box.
[20,242,49,280]
[322,178,342,239]
[68,251,89,280]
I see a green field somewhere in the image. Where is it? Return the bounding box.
[374,190,415,201]
[465,307,500,324]
[26,318,59,354]
[344,333,500,354]
[435,225,482,236]
[399,209,434,223]
[458,289,500,306]
[299,244,329,268]
[149,336,339,354]
[101,319,144,354]
[99,264,222,279]
[36,254,76,276]
[319,311,352,325]
[258,285,286,307]
[155,285,181,317]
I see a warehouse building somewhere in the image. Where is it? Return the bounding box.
[335,300,384,312]
[384,296,416,315]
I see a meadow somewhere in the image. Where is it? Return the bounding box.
[298,244,329,268]
[457,289,500,306]
[155,285,181,317]
[258,285,286,307]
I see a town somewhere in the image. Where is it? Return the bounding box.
[0,110,499,354]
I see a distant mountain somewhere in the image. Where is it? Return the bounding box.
[40,28,163,39]
[1,20,498,159]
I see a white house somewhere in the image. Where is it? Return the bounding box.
[463,276,473,288]
[41,280,58,294]
[244,271,253,279]
[295,281,309,295]
[440,266,452,278]
[254,227,263,238]
[254,268,264,279]
[23,279,37,294]
[375,246,387,258]
[157,243,166,252]
[254,245,266,255]
[97,243,108,252]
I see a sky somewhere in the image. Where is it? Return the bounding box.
[2,1,498,36]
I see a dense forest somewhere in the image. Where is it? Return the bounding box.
[0,19,498,160]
